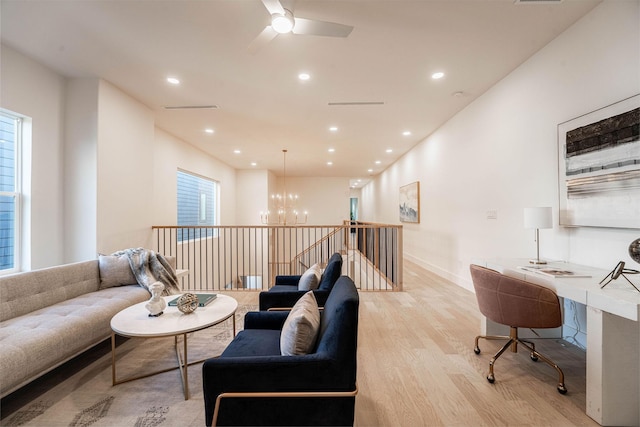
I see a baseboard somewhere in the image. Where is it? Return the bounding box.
[403,253,474,292]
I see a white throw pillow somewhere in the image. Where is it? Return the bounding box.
[298,264,321,291]
[280,291,321,356]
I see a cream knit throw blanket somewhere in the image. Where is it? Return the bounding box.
[112,247,181,295]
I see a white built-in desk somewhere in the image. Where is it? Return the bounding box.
[472,259,640,427]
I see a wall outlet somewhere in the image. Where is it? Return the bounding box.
[486,210,497,219]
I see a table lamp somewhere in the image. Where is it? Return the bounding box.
[524,207,552,264]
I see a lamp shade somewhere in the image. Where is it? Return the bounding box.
[524,207,552,229]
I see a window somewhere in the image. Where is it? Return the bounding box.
[177,170,219,242]
[0,111,21,274]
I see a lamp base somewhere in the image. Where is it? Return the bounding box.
[529,259,547,265]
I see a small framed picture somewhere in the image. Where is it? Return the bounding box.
[399,181,420,223]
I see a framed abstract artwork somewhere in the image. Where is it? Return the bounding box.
[557,94,640,229]
[399,181,420,223]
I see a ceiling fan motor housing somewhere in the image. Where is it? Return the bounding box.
[271,9,294,33]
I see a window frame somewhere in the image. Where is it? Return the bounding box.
[176,169,220,243]
[0,110,22,275]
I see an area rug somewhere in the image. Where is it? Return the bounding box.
[0,304,256,427]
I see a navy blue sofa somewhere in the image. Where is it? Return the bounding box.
[202,275,359,426]
[258,252,343,311]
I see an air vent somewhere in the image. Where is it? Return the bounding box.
[163,105,219,110]
[514,0,562,4]
[328,102,385,106]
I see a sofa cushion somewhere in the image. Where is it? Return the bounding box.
[265,285,298,293]
[220,329,282,357]
[280,291,320,355]
[318,253,343,291]
[0,260,101,322]
[0,285,150,396]
[98,254,137,289]
[298,264,321,291]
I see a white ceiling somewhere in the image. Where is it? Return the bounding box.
[0,0,600,187]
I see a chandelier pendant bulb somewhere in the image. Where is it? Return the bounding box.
[260,149,308,225]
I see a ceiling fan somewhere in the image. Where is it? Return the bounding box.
[248,0,354,53]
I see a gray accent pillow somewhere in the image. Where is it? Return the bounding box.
[98,255,137,289]
[298,264,321,291]
[280,291,321,356]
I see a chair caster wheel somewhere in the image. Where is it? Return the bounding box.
[474,347,480,355]
[487,374,495,383]
[557,384,567,394]
[530,353,538,362]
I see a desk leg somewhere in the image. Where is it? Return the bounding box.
[586,307,639,426]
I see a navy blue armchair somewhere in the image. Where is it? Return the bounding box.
[258,252,343,311]
[202,276,359,426]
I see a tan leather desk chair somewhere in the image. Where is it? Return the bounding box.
[470,264,567,394]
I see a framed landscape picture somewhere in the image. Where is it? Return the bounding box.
[557,94,640,229]
[399,181,420,223]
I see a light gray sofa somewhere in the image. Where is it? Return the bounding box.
[0,259,154,397]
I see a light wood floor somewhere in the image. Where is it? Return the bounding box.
[351,259,597,427]
[2,259,598,426]
[230,258,597,426]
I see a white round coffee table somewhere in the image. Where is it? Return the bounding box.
[110,293,237,400]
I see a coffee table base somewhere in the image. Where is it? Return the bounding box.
[111,315,236,400]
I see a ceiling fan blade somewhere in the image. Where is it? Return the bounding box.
[260,0,285,16]
[292,17,353,37]
[248,26,279,54]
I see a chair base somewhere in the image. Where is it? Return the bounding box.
[474,327,567,394]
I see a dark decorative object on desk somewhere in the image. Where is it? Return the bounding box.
[600,261,640,292]
[629,238,640,265]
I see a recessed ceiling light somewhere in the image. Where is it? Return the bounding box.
[298,73,311,81]
[205,128,214,134]
[375,160,381,165]
[329,126,338,132]
[402,131,411,136]
[233,149,241,154]
[167,77,180,85]
[327,161,333,166]
[367,169,373,173]
[431,72,445,80]
[251,162,257,166]
[386,149,393,153]
[328,148,335,153]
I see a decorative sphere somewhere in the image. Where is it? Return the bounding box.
[629,238,640,265]
[177,293,199,314]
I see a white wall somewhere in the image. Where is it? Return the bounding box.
[0,44,66,269]
[1,45,240,267]
[276,176,351,225]
[96,80,157,254]
[64,78,99,262]
[236,169,269,225]
[152,128,237,227]
[361,0,640,289]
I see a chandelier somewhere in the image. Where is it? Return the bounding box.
[260,149,308,225]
